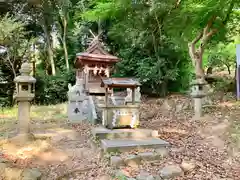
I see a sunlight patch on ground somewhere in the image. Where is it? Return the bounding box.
[229,122,240,147]
[218,101,239,107]
[1,139,52,160]
[226,111,240,157]
[0,103,67,122]
[161,127,188,135]
[0,103,68,144]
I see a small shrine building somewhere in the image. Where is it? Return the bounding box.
[75,38,120,95]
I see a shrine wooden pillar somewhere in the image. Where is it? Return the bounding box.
[84,65,89,92]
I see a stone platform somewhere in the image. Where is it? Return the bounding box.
[92,127,170,153]
[92,126,158,140]
[101,138,169,152]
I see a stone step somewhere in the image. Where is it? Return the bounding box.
[92,127,158,140]
[101,138,170,152]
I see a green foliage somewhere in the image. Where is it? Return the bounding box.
[207,42,236,72]
[0,83,11,107]
[1,0,239,106]
[0,13,25,45]
[0,14,32,107]
[82,0,193,95]
[166,0,237,41]
[35,70,75,105]
[205,9,240,73]
[114,46,192,95]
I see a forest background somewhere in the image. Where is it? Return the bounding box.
[0,0,239,107]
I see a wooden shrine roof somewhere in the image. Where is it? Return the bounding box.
[101,78,141,88]
[75,38,119,66]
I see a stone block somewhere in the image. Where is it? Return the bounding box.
[92,127,158,140]
[180,160,196,172]
[138,152,156,161]
[159,165,183,179]
[101,138,169,153]
[155,148,169,158]
[136,171,154,180]
[0,158,7,163]
[124,155,141,168]
[110,156,125,167]
[0,163,7,176]
[5,167,23,180]
[22,168,42,180]
[115,170,127,178]
[99,175,112,180]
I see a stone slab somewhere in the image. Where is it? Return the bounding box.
[101,138,170,152]
[92,127,158,140]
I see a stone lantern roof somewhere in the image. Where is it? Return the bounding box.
[14,63,36,84]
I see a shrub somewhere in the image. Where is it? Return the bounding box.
[35,70,75,105]
[113,46,192,96]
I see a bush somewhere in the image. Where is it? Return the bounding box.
[0,81,15,108]
[35,70,75,105]
[113,46,192,96]
[212,77,236,92]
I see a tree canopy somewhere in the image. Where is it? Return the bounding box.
[0,0,239,106]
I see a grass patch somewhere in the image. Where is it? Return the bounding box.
[0,104,68,138]
[1,103,67,121]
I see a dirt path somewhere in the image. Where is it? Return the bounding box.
[140,94,240,180]
[1,95,240,179]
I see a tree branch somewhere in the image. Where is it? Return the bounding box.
[6,50,16,78]
[174,0,182,9]
[199,16,218,55]
[192,31,203,45]
[188,31,203,62]
[203,16,216,36]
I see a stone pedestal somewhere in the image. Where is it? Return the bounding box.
[190,78,207,118]
[193,98,202,118]
[18,101,30,134]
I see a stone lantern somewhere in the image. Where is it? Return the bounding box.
[14,62,36,136]
[190,78,207,118]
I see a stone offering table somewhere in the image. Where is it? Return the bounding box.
[99,78,141,129]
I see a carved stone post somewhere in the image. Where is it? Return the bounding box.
[67,78,90,123]
[125,87,141,105]
[190,78,207,118]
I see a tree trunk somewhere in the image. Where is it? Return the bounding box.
[225,64,231,75]
[42,21,56,76]
[62,16,69,71]
[194,57,205,79]
[188,19,217,79]
[47,41,56,75]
